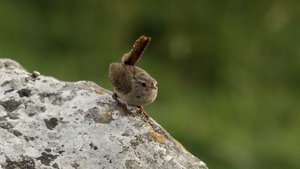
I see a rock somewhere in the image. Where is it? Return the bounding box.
[0,58,208,169]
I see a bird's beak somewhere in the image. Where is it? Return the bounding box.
[150,84,158,89]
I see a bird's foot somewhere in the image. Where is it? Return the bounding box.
[112,93,135,116]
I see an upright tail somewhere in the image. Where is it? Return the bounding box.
[122,35,151,65]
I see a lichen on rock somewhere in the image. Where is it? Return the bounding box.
[0,58,208,169]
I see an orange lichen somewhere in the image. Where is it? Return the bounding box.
[149,127,167,143]
[94,88,105,95]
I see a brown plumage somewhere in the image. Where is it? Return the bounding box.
[122,35,151,65]
[108,35,157,106]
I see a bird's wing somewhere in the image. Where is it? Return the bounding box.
[108,63,132,94]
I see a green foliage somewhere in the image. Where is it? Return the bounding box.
[1,1,299,168]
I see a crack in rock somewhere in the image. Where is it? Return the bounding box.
[44,118,59,130]
[36,152,59,166]
[17,89,32,97]
[5,156,35,169]
[0,99,22,112]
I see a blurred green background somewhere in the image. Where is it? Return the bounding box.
[1,1,300,169]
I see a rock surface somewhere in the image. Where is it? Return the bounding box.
[0,58,208,169]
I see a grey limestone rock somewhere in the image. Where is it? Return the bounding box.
[0,58,208,169]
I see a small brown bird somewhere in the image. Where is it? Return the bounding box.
[108,35,157,106]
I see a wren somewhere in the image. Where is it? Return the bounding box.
[108,35,157,106]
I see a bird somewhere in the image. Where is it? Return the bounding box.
[108,35,157,106]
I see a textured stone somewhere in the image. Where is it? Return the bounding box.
[0,58,208,169]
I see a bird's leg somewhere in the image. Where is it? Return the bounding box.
[112,93,135,116]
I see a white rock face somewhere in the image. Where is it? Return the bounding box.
[0,58,208,169]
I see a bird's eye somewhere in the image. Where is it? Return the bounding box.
[141,83,146,87]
